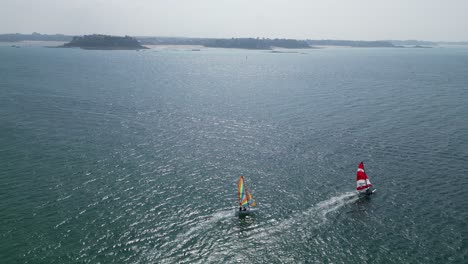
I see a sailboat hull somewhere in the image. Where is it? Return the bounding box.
[358,188,376,196]
[235,208,258,216]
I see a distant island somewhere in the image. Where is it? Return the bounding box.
[0,32,72,42]
[138,37,310,49]
[386,39,438,46]
[306,39,395,47]
[62,35,147,50]
[204,38,310,49]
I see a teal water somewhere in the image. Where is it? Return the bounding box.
[1,45,467,263]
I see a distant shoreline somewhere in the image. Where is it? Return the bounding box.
[1,40,445,51]
[56,46,148,50]
[3,33,467,50]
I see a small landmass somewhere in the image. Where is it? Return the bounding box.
[138,37,311,49]
[388,40,437,46]
[204,38,310,49]
[270,50,299,54]
[0,32,72,42]
[306,39,395,47]
[62,34,147,50]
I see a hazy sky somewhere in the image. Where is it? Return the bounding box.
[1,0,468,41]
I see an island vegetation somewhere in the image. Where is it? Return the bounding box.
[138,37,310,49]
[62,35,147,50]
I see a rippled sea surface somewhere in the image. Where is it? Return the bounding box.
[1,45,467,263]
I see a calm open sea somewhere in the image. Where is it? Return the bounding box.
[1,44,467,263]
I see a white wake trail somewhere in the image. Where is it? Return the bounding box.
[179,210,233,239]
[250,191,360,243]
[313,191,359,223]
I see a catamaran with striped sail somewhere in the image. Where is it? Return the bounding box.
[237,176,257,215]
[356,162,376,195]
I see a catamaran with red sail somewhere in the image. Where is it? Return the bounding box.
[237,175,257,215]
[356,162,376,195]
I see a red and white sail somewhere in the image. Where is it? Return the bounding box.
[356,162,372,191]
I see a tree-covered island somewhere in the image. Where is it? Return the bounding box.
[138,37,311,49]
[62,35,147,50]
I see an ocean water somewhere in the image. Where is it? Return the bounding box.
[0,45,467,263]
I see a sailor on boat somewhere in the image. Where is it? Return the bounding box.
[356,162,376,195]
